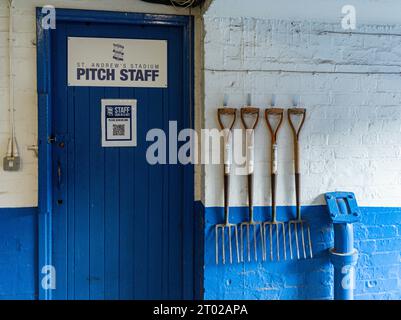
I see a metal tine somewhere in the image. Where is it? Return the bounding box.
[282,221,287,260]
[215,225,219,264]
[264,221,287,261]
[307,223,313,258]
[215,225,226,264]
[288,222,293,260]
[215,223,240,264]
[228,226,233,263]
[240,225,247,262]
[295,220,312,259]
[268,224,273,261]
[289,220,313,260]
[253,222,266,262]
[289,221,300,259]
[240,221,263,262]
[215,227,217,264]
[301,221,306,259]
[261,224,266,261]
[221,227,226,264]
[234,224,240,263]
[240,224,250,262]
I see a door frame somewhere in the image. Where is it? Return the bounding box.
[36,8,194,300]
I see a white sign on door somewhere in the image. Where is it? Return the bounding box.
[68,37,167,87]
[101,99,137,147]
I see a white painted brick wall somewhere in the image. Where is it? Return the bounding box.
[203,16,401,208]
[2,0,401,209]
[0,0,201,208]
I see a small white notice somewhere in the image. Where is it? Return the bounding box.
[68,37,167,87]
[101,99,137,147]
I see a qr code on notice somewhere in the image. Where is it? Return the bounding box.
[113,124,125,136]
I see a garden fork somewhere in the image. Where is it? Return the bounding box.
[239,106,264,262]
[264,108,287,261]
[288,107,313,260]
[215,107,240,264]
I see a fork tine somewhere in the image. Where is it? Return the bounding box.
[239,223,264,263]
[222,227,226,264]
[269,224,273,261]
[282,223,287,260]
[276,224,280,261]
[253,225,257,261]
[215,226,219,264]
[220,227,225,264]
[262,224,266,261]
[246,224,251,262]
[289,223,293,259]
[307,224,313,258]
[294,223,300,259]
[260,224,266,261]
[240,225,244,262]
[228,226,233,264]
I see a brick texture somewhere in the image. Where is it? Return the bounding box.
[203,17,401,300]
[204,17,401,208]
[0,0,197,207]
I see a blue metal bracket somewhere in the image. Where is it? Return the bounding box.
[325,191,361,224]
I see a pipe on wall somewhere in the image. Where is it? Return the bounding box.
[6,0,18,160]
[330,224,358,300]
[326,193,360,300]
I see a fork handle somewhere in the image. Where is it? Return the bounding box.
[271,173,277,222]
[271,143,278,222]
[295,173,301,220]
[218,108,237,130]
[241,107,260,130]
[248,173,254,222]
[224,173,230,225]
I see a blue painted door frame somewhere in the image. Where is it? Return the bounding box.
[36,8,194,300]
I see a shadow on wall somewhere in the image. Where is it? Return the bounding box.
[203,205,401,300]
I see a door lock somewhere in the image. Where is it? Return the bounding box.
[48,135,56,144]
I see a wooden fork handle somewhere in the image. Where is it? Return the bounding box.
[288,108,306,115]
[241,107,259,114]
[217,108,237,130]
[266,108,284,115]
[240,107,259,129]
[218,107,236,115]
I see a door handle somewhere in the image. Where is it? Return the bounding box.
[57,160,62,188]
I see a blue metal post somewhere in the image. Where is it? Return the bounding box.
[325,192,361,300]
[330,224,358,300]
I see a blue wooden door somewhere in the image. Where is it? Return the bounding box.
[50,15,194,300]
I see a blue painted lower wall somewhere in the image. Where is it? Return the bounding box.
[0,204,400,300]
[203,204,401,300]
[0,207,37,300]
